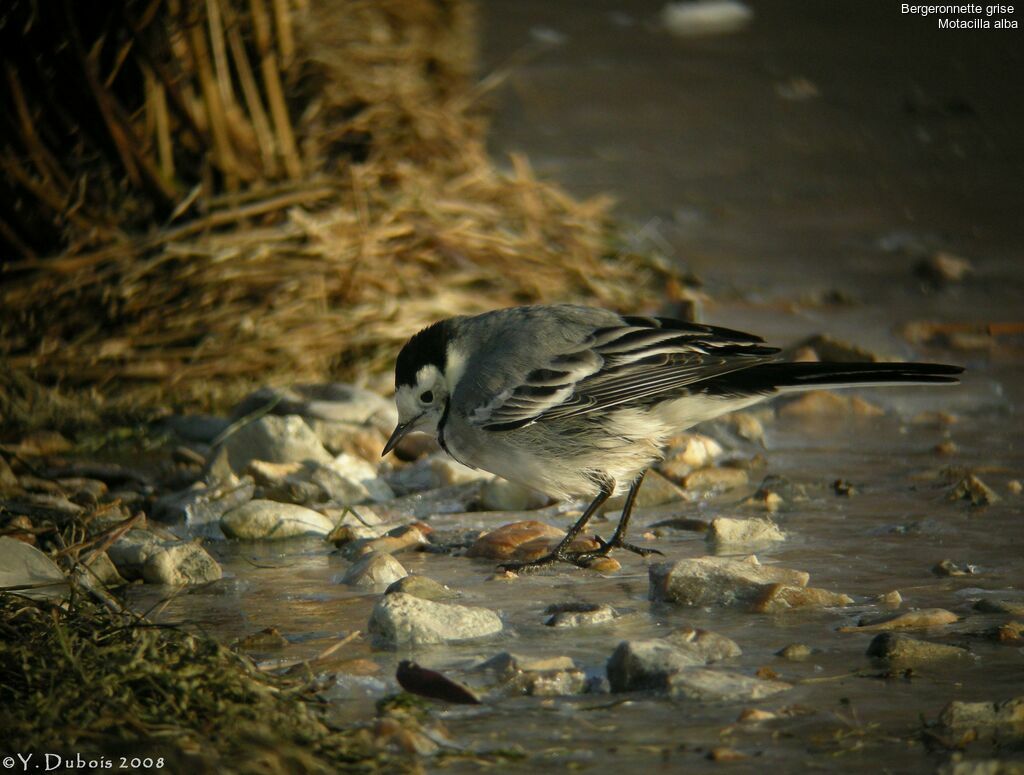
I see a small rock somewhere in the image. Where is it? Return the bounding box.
[832,479,857,497]
[107,530,221,586]
[220,499,336,539]
[661,0,753,38]
[342,525,428,559]
[513,668,588,697]
[649,555,810,607]
[682,466,749,492]
[341,551,407,588]
[213,414,332,476]
[939,697,1024,728]
[607,639,706,692]
[706,516,785,547]
[663,627,743,662]
[877,590,904,607]
[950,474,1000,506]
[0,536,68,600]
[707,746,748,762]
[776,643,813,661]
[1008,480,1022,495]
[784,334,884,363]
[466,520,596,561]
[992,622,1024,643]
[866,633,970,665]
[973,599,1024,617]
[235,626,289,650]
[775,75,819,101]
[306,420,388,461]
[368,592,503,648]
[385,575,455,601]
[737,708,777,722]
[667,669,791,702]
[743,475,808,512]
[839,608,958,633]
[478,652,577,677]
[915,251,973,285]
[607,629,741,692]
[933,559,978,577]
[476,652,585,696]
[723,412,765,444]
[478,476,551,511]
[78,551,127,587]
[660,433,724,477]
[152,477,255,533]
[544,602,618,628]
[602,470,688,514]
[752,584,853,613]
[934,440,959,456]
[586,557,622,573]
[778,391,884,418]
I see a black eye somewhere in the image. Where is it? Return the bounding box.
[420,390,434,403]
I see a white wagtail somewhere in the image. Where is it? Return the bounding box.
[381,304,962,570]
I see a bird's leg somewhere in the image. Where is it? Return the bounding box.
[575,470,663,561]
[498,482,613,572]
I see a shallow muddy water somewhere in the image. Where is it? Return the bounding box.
[136,2,1023,771]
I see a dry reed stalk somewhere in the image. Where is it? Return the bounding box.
[250,0,302,179]
[222,0,280,177]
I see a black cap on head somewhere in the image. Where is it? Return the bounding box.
[395,319,452,388]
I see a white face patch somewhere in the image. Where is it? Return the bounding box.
[394,364,447,436]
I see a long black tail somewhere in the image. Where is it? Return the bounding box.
[725,361,963,393]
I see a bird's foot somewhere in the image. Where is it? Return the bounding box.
[570,534,664,563]
[497,547,594,573]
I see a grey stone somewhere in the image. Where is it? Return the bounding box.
[385,574,456,601]
[544,602,619,628]
[649,555,810,607]
[475,652,584,696]
[667,669,792,702]
[479,477,551,511]
[368,592,503,648]
[0,536,68,601]
[106,530,221,586]
[152,477,255,534]
[974,599,1024,617]
[706,516,785,547]
[663,627,743,662]
[477,652,577,677]
[220,499,335,539]
[607,639,704,692]
[939,697,1024,728]
[601,470,688,514]
[776,643,814,661]
[214,414,332,477]
[867,633,970,665]
[340,551,408,588]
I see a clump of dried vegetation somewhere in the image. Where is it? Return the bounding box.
[0,587,411,771]
[0,0,678,432]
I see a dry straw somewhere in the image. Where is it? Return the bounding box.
[0,0,674,427]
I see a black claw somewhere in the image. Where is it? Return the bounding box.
[498,549,588,573]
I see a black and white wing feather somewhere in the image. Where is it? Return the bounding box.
[470,316,779,431]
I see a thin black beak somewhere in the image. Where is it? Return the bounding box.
[382,420,414,457]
